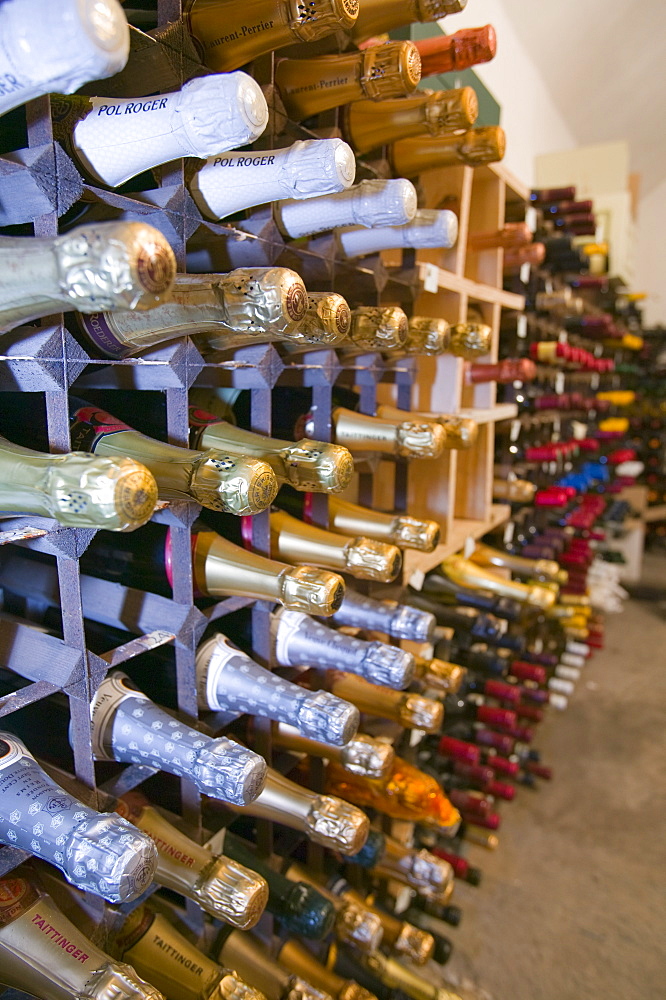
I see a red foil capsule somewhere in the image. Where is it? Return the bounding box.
[476,706,517,728]
[461,810,501,830]
[437,736,481,765]
[475,729,515,755]
[431,847,469,879]
[487,780,515,801]
[514,703,544,723]
[452,762,494,788]
[484,679,521,704]
[509,661,547,684]
[448,790,492,815]
[485,755,520,777]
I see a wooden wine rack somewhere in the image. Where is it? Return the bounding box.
[0,0,526,976]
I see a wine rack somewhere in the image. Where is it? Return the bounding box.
[0,0,526,982]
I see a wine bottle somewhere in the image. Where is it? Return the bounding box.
[270,608,415,689]
[345,831,454,901]
[336,208,458,259]
[217,829,336,939]
[328,588,436,642]
[343,87,478,155]
[225,766,369,855]
[353,949,463,1000]
[79,521,346,616]
[276,180,417,242]
[0,734,156,903]
[89,672,267,806]
[76,267,308,359]
[439,553,557,610]
[350,0,467,45]
[112,790,268,929]
[113,904,264,1000]
[413,602,525,653]
[324,757,461,834]
[190,138,355,220]
[415,25,497,77]
[272,724,395,780]
[185,0,359,73]
[217,928,332,1000]
[284,862,383,953]
[278,938,378,1000]
[470,542,568,584]
[50,72,269,187]
[274,42,421,121]
[0,0,130,116]
[390,126,506,176]
[0,221,175,333]
[276,488,441,553]
[328,672,443,732]
[64,397,279,515]
[196,633,359,745]
[0,435,157,532]
[492,477,536,503]
[465,358,536,384]
[268,509,403,583]
[0,874,162,1000]
[376,404,479,450]
[189,406,354,494]
[468,222,532,252]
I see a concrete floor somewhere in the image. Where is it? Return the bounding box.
[437,552,666,1000]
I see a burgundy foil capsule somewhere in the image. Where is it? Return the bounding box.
[488,780,515,801]
[476,706,517,728]
[509,662,547,684]
[535,489,569,507]
[520,688,550,704]
[484,679,521,704]
[448,789,492,815]
[461,810,500,830]
[524,761,553,780]
[437,736,481,765]
[453,761,494,788]
[514,703,544,723]
[475,729,515,755]
[500,724,535,743]
[431,847,469,879]
[485,755,519,777]
[530,186,576,204]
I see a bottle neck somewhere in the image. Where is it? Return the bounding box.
[193,529,288,602]
[345,93,431,153]
[390,133,466,175]
[275,51,367,119]
[278,939,345,998]
[186,0,297,71]
[0,439,68,517]
[0,236,64,328]
[351,0,420,39]
[218,931,291,1000]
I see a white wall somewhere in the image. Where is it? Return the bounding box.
[635,179,666,328]
[437,0,577,187]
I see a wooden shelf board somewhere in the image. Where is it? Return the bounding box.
[644,504,666,523]
[488,162,531,204]
[403,504,512,585]
[416,262,525,311]
[458,402,519,425]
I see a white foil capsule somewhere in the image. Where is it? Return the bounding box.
[337,208,458,258]
[0,0,130,116]
[191,138,356,219]
[70,73,269,187]
[277,178,417,240]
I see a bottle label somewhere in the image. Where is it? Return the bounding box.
[0,878,39,926]
[77,312,133,359]
[91,674,149,760]
[69,405,132,453]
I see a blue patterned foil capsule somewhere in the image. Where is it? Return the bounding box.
[90,673,266,806]
[328,589,436,642]
[272,609,416,689]
[0,733,157,903]
[196,634,359,747]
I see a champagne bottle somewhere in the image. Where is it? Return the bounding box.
[76,267,308,359]
[469,542,568,584]
[329,588,436,642]
[274,42,421,121]
[402,907,454,964]
[492,478,536,503]
[353,950,463,1000]
[412,655,466,695]
[324,757,461,833]
[0,874,162,1000]
[278,938,378,1000]
[341,896,434,966]
[268,509,403,583]
[375,404,478,450]
[343,87,478,155]
[390,126,506,176]
[0,734,157,903]
[284,861,383,953]
[218,829,335,939]
[327,673,443,732]
[276,180,417,242]
[226,765,370,854]
[411,601,525,653]
[336,208,458,259]
[0,435,157,532]
[391,317,491,360]
[0,221,175,333]
[50,73,269,187]
[217,928,332,1000]
[196,633,359,745]
[79,521,347,617]
[189,405,354,494]
[113,904,265,1000]
[270,608,416,689]
[64,398,279,515]
[190,138,355,220]
[89,672,267,806]
[346,831,454,901]
[112,791,268,929]
[0,0,130,116]
[350,0,466,44]
[440,553,557,610]
[272,724,395,780]
[275,488,441,553]
[185,0,359,73]
[415,25,497,77]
